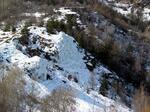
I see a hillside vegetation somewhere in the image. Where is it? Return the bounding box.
[0,0,150,111]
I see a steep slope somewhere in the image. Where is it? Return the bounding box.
[0,24,132,111]
[0,0,149,111]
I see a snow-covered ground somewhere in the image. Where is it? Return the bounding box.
[0,8,133,112]
[0,28,132,112]
[23,12,45,18]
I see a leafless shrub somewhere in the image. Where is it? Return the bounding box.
[0,67,25,112]
[41,86,76,112]
[133,86,150,112]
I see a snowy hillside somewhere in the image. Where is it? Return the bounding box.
[0,10,132,111]
[99,0,150,21]
[1,0,149,111]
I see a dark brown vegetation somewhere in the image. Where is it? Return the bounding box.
[44,4,150,91]
[72,5,150,90]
